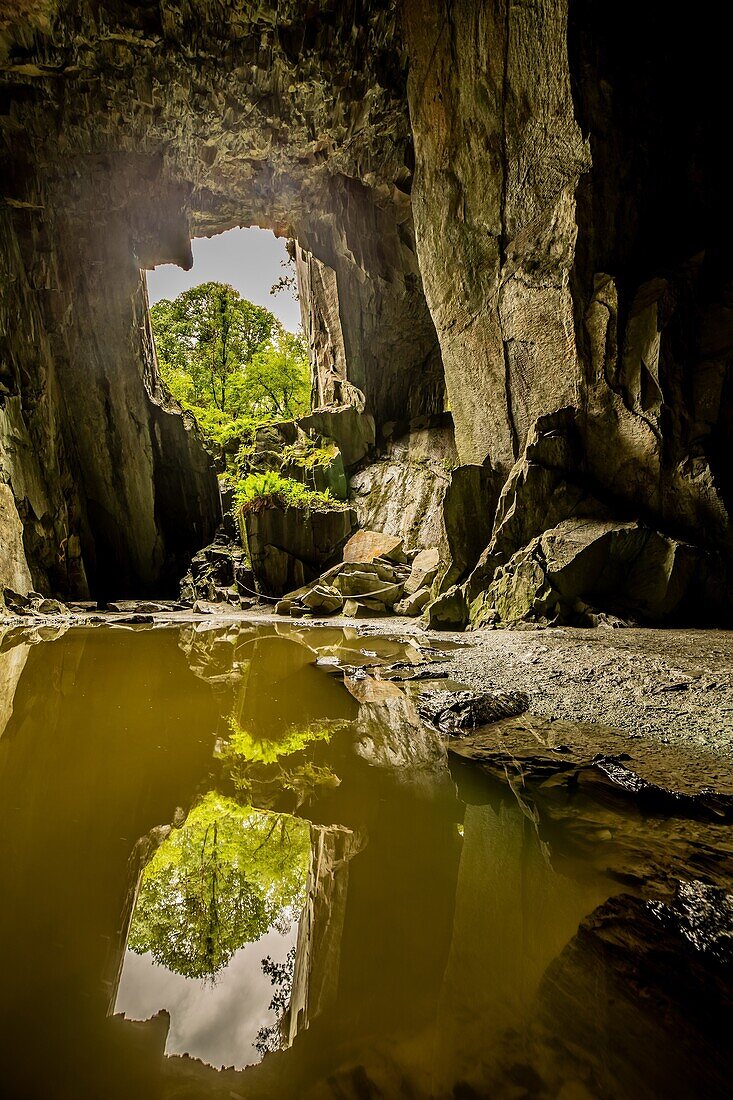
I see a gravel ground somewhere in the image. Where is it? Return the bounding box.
[348,619,733,792]
[423,626,733,752]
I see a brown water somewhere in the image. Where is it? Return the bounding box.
[0,622,730,1100]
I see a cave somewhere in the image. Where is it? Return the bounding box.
[1,5,733,1096]
[2,0,732,627]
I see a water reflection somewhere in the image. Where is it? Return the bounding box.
[0,622,730,1100]
[127,795,309,980]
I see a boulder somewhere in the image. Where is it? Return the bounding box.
[302,584,344,614]
[334,569,403,606]
[343,529,406,564]
[343,598,391,618]
[416,687,529,733]
[468,517,722,627]
[180,533,254,604]
[298,405,375,469]
[241,504,356,596]
[424,584,469,630]
[394,587,431,616]
[404,547,440,595]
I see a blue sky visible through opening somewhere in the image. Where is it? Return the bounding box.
[146,226,301,332]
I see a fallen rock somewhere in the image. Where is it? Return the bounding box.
[424,584,469,630]
[36,599,66,615]
[469,517,720,628]
[302,584,344,614]
[404,547,440,595]
[343,528,406,564]
[395,587,431,616]
[180,532,254,604]
[335,570,403,606]
[242,503,356,596]
[106,600,181,614]
[417,687,529,733]
[343,598,391,618]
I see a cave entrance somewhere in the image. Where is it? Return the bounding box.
[146,225,306,435]
[140,225,320,604]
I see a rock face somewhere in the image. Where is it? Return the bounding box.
[1,194,220,600]
[350,415,458,554]
[241,503,356,597]
[1,2,731,623]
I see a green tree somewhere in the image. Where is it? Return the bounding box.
[151,282,276,414]
[127,793,310,980]
[236,329,311,421]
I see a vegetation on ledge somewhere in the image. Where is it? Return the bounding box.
[234,471,346,515]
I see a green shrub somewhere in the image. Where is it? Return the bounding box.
[233,471,345,514]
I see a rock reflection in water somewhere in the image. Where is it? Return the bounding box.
[0,622,731,1100]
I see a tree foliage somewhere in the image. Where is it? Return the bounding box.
[150,282,311,447]
[127,792,310,980]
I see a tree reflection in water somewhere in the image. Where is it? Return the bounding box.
[218,716,346,810]
[128,792,310,981]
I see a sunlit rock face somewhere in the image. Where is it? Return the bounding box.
[1,1,731,618]
[402,0,733,620]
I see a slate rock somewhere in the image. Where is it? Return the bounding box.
[417,687,529,733]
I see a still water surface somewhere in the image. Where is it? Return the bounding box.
[0,622,730,1099]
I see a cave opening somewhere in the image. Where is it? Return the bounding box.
[144,223,309,486]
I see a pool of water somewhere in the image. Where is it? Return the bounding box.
[0,622,730,1099]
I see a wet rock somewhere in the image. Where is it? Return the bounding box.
[417,687,529,733]
[2,588,31,615]
[536,883,733,1100]
[343,529,406,565]
[1,587,69,619]
[579,755,733,822]
[106,600,182,614]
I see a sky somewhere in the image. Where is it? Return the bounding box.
[146,226,301,331]
[115,925,297,1070]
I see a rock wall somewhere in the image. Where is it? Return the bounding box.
[403,0,733,623]
[350,414,458,554]
[1,172,221,600]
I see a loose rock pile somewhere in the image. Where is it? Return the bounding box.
[275,530,440,619]
[2,588,68,618]
[179,532,256,608]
